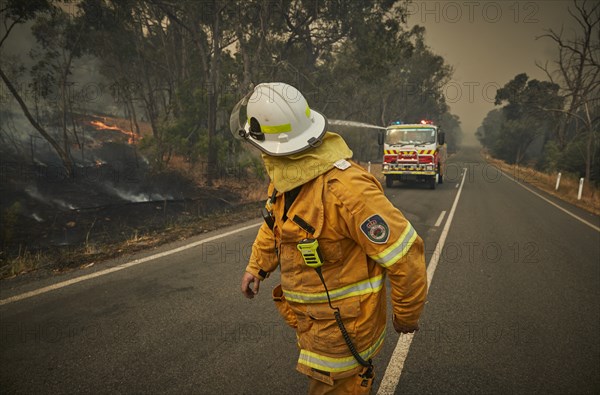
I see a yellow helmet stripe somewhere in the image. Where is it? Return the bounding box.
[248,105,310,134]
[261,123,292,134]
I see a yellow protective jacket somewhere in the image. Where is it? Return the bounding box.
[246,161,427,382]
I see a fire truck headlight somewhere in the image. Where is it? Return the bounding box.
[426,165,433,171]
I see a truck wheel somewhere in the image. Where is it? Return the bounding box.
[429,176,436,189]
[386,176,393,188]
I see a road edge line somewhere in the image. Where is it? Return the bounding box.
[0,222,262,306]
[500,170,599,232]
[377,168,467,395]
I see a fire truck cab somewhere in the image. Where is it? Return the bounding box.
[378,120,446,189]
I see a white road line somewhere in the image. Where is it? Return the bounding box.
[434,211,446,227]
[0,222,262,306]
[377,168,467,395]
[501,170,600,233]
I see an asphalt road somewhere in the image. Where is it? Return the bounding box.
[1,146,599,394]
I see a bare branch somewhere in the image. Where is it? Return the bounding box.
[536,106,589,126]
[535,60,557,84]
[568,3,587,31]
[0,17,21,48]
[0,66,73,175]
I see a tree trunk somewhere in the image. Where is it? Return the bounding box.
[206,5,222,186]
[380,97,387,127]
[60,57,72,165]
[584,102,593,182]
[0,66,74,177]
[235,22,252,92]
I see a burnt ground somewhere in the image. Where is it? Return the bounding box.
[0,115,267,281]
[0,154,266,275]
[0,154,265,280]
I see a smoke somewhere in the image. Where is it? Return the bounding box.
[107,185,173,203]
[31,213,43,222]
[24,186,78,210]
[1,17,126,143]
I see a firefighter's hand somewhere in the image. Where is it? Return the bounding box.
[393,317,419,334]
[241,271,261,299]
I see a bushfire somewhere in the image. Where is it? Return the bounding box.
[89,120,138,144]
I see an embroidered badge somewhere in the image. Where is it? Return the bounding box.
[360,214,390,244]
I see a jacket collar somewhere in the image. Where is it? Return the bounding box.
[261,132,353,193]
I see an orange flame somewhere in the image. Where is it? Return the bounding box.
[90,120,138,144]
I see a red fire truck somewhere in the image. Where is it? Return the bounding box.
[378,120,446,189]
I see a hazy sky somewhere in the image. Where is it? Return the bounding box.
[407,0,581,142]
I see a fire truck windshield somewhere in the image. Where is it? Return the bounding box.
[386,128,436,146]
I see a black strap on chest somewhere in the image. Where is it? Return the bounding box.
[283,187,316,235]
[261,189,279,231]
[292,215,315,234]
[282,185,303,222]
[262,186,310,231]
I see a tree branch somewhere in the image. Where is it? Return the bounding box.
[0,65,73,175]
[0,17,21,48]
[536,105,590,126]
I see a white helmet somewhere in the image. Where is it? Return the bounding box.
[230,82,327,156]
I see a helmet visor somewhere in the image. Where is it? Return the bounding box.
[229,91,253,140]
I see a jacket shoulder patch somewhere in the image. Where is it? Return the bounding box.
[360,214,390,244]
[333,159,351,170]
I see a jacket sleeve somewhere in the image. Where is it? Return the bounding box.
[245,220,279,280]
[327,166,428,327]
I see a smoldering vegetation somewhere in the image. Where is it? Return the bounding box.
[0,111,248,272]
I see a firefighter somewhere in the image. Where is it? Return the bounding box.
[232,82,427,394]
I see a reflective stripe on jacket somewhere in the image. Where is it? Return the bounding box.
[246,161,427,379]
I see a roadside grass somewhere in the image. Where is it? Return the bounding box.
[0,200,264,280]
[0,247,44,277]
[484,155,600,216]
